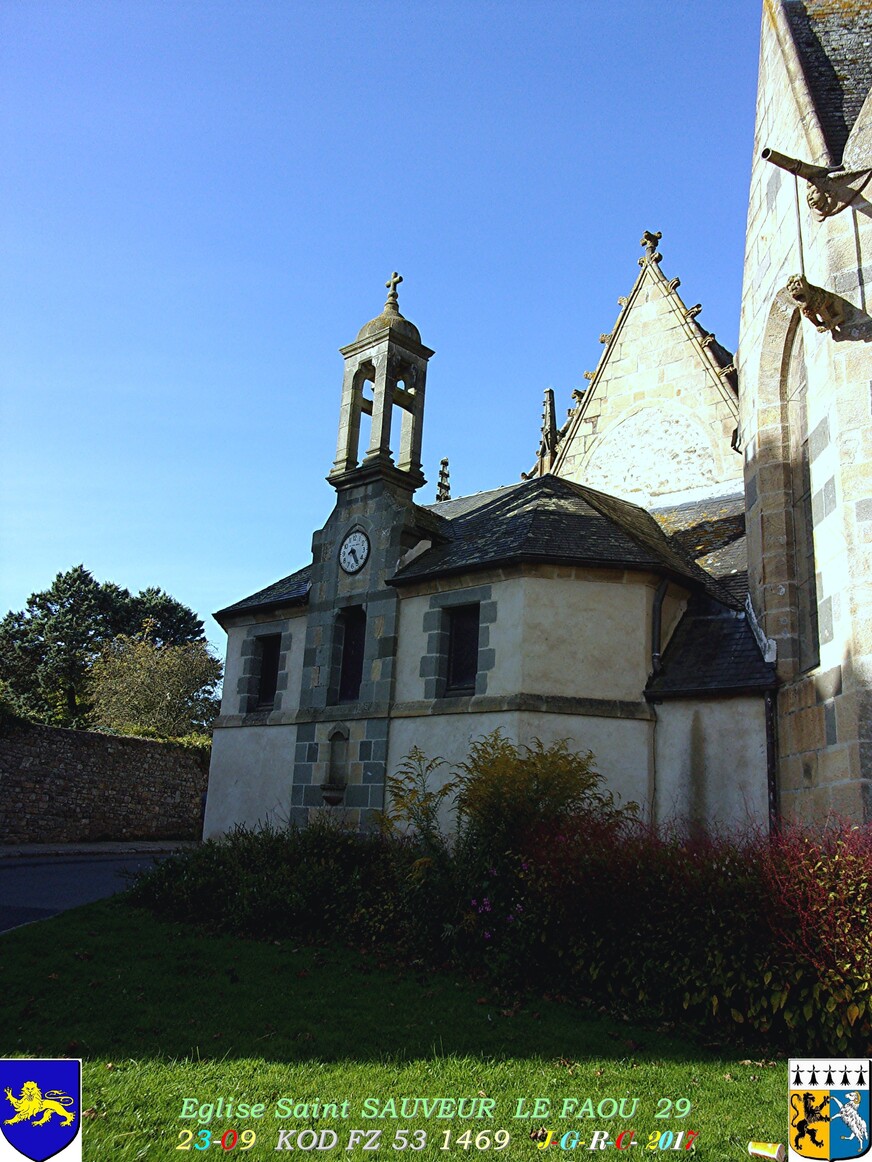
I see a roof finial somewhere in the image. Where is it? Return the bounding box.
[538,388,558,473]
[639,230,662,265]
[385,271,403,312]
[436,457,451,502]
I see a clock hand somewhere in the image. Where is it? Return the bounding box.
[349,547,358,564]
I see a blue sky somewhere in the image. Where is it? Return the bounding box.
[1,0,762,652]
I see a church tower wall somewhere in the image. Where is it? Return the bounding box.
[738,0,872,822]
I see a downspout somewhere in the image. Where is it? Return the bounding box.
[649,578,669,824]
[765,689,779,834]
[651,578,669,674]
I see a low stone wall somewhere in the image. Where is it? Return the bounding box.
[0,719,209,844]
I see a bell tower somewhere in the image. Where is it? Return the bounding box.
[329,272,434,495]
[289,275,439,828]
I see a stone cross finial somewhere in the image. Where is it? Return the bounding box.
[640,230,662,263]
[385,271,403,309]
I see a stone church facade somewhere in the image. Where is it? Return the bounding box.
[203,0,872,838]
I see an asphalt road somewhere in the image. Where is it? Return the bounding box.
[0,852,176,933]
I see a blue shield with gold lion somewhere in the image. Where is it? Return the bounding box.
[0,1059,81,1162]
[789,1059,871,1162]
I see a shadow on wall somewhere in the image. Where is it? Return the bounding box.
[743,327,871,822]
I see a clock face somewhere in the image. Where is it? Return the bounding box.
[339,530,370,574]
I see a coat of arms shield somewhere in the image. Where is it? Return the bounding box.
[789,1059,871,1162]
[0,1059,81,1162]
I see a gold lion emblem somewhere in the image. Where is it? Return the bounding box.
[4,1080,76,1127]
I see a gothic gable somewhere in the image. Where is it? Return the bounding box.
[549,236,741,508]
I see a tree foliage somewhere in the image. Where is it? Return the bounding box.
[89,626,222,737]
[0,565,209,726]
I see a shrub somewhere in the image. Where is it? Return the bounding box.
[471,818,872,1053]
[454,731,636,861]
[128,816,401,941]
[378,745,457,854]
[129,735,872,1054]
[759,824,872,1051]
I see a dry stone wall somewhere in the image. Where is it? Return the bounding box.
[0,719,209,843]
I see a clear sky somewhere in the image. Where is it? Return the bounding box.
[1,0,763,653]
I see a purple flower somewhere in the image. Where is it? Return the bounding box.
[471,898,478,907]
[483,931,492,940]
[482,897,491,911]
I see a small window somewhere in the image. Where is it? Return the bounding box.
[446,604,480,694]
[255,634,281,708]
[338,606,367,703]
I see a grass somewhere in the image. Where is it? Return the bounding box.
[0,898,786,1159]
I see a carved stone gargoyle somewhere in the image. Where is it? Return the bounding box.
[763,148,872,221]
[787,273,846,334]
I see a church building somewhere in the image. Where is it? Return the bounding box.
[203,0,872,837]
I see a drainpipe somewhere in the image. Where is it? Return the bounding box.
[651,579,669,674]
[648,579,669,826]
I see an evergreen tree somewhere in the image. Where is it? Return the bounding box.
[0,566,208,726]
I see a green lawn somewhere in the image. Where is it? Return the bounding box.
[0,899,786,1159]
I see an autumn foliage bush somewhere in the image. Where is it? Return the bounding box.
[130,733,872,1053]
[456,813,872,1054]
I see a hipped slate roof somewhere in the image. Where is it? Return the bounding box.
[645,594,777,699]
[215,564,312,621]
[214,474,772,697]
[652,491,749,603]
[391,474,741,607]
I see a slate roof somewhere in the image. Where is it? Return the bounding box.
[214,473,771,697]
[392,474,741,607]
[651,491,749,601]
[430,483,523,519]
[215,564,312,621]
[646,594,777,699]
[784,0,872,164]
